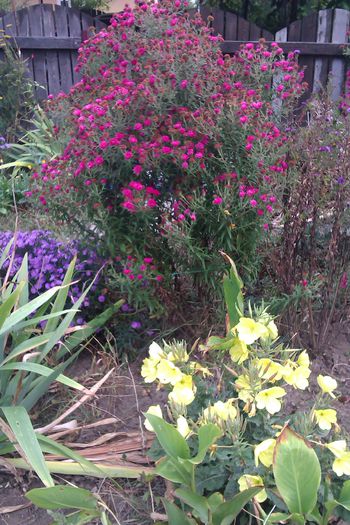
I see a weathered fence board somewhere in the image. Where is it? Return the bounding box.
[276,8,350,100]
[0,4,349,102]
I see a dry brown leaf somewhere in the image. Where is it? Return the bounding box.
[0,502,31,514]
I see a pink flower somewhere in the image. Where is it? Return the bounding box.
[144,257,153,264]
[156,275,163,282]
[129,181,144,191]
[147,198,157,208]
[212,197,223,205]
[180,80,188,89]
[250,199,257,207]
[122,201,136,211]
[133,164,142,175]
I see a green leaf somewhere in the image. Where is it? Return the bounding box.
[190,424,222,464]
[336,480,350,512]
[0,286,60,336]
[0,284,24,330]
[37,434,103,477]
[273,426,321,516]
[221,253,244,330]
[213,487,263,525]
[175,488,209,523]
[145,414,190,459]
[50,510,101,525]
[155,456,193,485]
[44,257,76,334]
[2,406,54,487]
[162,499,195,525]
[0,362,84,390]
[61,300,124,355]
[207,493,224,513]
[25,485,99,510]
[265,513,293,524]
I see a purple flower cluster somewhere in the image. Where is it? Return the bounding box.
[0,230,102,305]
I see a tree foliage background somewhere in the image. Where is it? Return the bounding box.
[203,0,350,33]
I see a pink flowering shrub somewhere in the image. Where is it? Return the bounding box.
[31,0,305,309]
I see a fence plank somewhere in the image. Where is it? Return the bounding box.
[300,12,318,98]
[211,7,225,36]
[68,8,82,83]
[237,16,250,40]
[2,11,18,39]
[249,21,261,40]
[313,9,332,92]
[225,11,237,40]
[54,5,74,94]
[329,8,350,100]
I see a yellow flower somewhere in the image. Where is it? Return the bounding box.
[256,358,283,382]
[256,387,286,414]
[313,409,337,430]
[229,338,249,364]
[326,440,347,457]
[282,362,310,390]
[297,350,310,368]
[141,358,159,383]
[149,341,165,360]
[156,359,183,385]
[144,405,162,431]
[203,399,237,422]
[234,317,269,345]
[332,452,350,477]
[176,416,190,438]
[169,375,195,406]
[266,320,278,340]
[317,375,337,398]
[236,374,256,403]
[254,438,276,467]
[238,475,267,503]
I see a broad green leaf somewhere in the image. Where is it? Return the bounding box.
[25,485,99,510]
[338,480,350,511]
[2,406,54,487]
[213,487,262,525]
[190,424,222,464]
[162,499,195,525]
[273,426,321,516]
[288,513,306,524]
[145,414,190,459]
[221,253,244,330]
[155,456,193,485]
[207,493,224,513]
[175,488,209,523]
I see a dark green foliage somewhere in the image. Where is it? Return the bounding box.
[0,37,34,141]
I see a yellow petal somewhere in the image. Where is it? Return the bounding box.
[144,405,162,432]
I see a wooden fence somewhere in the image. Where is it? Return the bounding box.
[0,4,106,99]
[0,4,349,101]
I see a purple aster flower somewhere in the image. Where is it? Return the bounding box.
[130,321,142,329]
